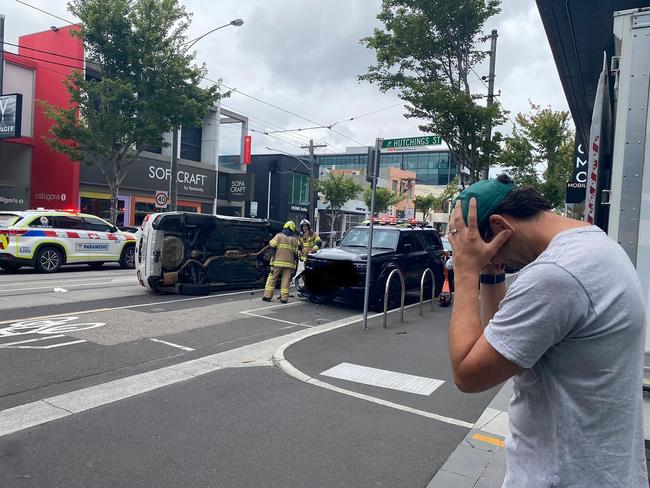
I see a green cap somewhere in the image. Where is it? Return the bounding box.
[454,179,516,236]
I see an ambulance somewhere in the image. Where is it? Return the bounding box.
[0,209,137,273]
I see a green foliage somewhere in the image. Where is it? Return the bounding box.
[316,173,364,244]
[41,0,221,223]
[499,103,574,208]
[363,186,405,215]
[413,176,460,219]
[360,0,504,182]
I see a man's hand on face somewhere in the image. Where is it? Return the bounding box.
[448,198,511,277]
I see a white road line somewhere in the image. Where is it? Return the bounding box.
[0,298,454,438]
[0,275,128,287]
[1,279,136,293]
[11,340,87,350]
[0,335,67,346]
[320,363,445,396]
[242,301,303,313]
[241,311,312,328]
[0,287,266,326]
[150,338,195,352]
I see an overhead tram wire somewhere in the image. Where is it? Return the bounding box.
[13,1,359,149]
[203,76,367,147]
[469,65,518,131]
[15,0,76,25]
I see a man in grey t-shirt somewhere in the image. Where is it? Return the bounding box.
[446,175,647,487]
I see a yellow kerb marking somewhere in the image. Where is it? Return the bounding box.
[472,433,505,448]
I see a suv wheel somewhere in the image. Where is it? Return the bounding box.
[35,247,63,273]
[372,278,402,312]
[119,245,136,269]
[0,263,21,273]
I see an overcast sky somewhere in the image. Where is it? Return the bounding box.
[2,0,569,157]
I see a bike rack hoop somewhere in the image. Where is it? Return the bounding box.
[419,268,435,316]
[383,268,405,328]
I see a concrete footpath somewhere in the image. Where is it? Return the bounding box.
[277,297,511,487]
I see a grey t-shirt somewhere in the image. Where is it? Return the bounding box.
[484,226,648,487]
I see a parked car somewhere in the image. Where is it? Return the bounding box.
[0,209,137,273]
[302,223,445,311]
[136,212,273,295]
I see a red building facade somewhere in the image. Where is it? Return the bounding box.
[19,25,83,210]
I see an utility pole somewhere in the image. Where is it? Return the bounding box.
[168,128,179,211]
[301,139,327,224]
[481,29,498,181]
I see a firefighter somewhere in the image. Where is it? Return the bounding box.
[298,219,321,261]
[295,219,321,293]
[263,220,301,304]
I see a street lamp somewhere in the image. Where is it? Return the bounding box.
[265,146,315,223]
[168,19,244,212]
[183,19,245,52]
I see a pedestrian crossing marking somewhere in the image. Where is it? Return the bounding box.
[319,362,444,396]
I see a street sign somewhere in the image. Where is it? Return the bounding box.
[382,135,441,149]
[250,201,258,218]
[155,190,169,209]
[366,147,379,183]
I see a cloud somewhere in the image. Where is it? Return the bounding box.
[2,0,573,157]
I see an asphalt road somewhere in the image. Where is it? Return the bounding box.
[0,266,498,487]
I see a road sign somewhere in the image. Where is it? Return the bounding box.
[155,190,169,209]
[381,135,442,149]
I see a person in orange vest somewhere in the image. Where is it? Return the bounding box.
[263,220,301,304]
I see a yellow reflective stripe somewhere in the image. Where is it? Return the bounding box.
[276,244,296,250]
[272,261,296,268]
[270,239,278,247]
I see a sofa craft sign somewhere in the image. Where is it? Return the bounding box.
[228,174,252,201]
[148,166,208,193]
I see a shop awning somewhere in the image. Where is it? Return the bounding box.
[535,0,648,145]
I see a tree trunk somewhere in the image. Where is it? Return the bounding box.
[109,185,119,226]
[329,209,337,246]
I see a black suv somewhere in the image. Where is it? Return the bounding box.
[302,224,445,311]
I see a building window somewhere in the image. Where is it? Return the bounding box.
[289,172,310,206]
[392,180,398,192]
[217,173,229,199]
[180,125,202,162]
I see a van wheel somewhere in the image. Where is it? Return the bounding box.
[88,262,104,270]
[178,283,212,296]
[35,247,63,273]
[119,245,136,269]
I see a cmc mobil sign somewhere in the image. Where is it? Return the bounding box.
[0,94,22,139]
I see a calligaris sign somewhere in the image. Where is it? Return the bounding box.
[0,94,22,139]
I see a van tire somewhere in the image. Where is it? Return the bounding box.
[178,283,212,296]
[35,246,63,273]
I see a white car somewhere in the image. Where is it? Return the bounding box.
[0,210,137,273]
[136,212,272,294]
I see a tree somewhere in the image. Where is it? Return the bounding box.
[499,103,574,208]
[42,0,221,224]
[315,173,363,245]
[360,0,504,182]
[363,187,405,216]
[413,176,460,220]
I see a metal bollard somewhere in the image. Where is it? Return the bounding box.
[383,268,405,328]
[419,268,435,316]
